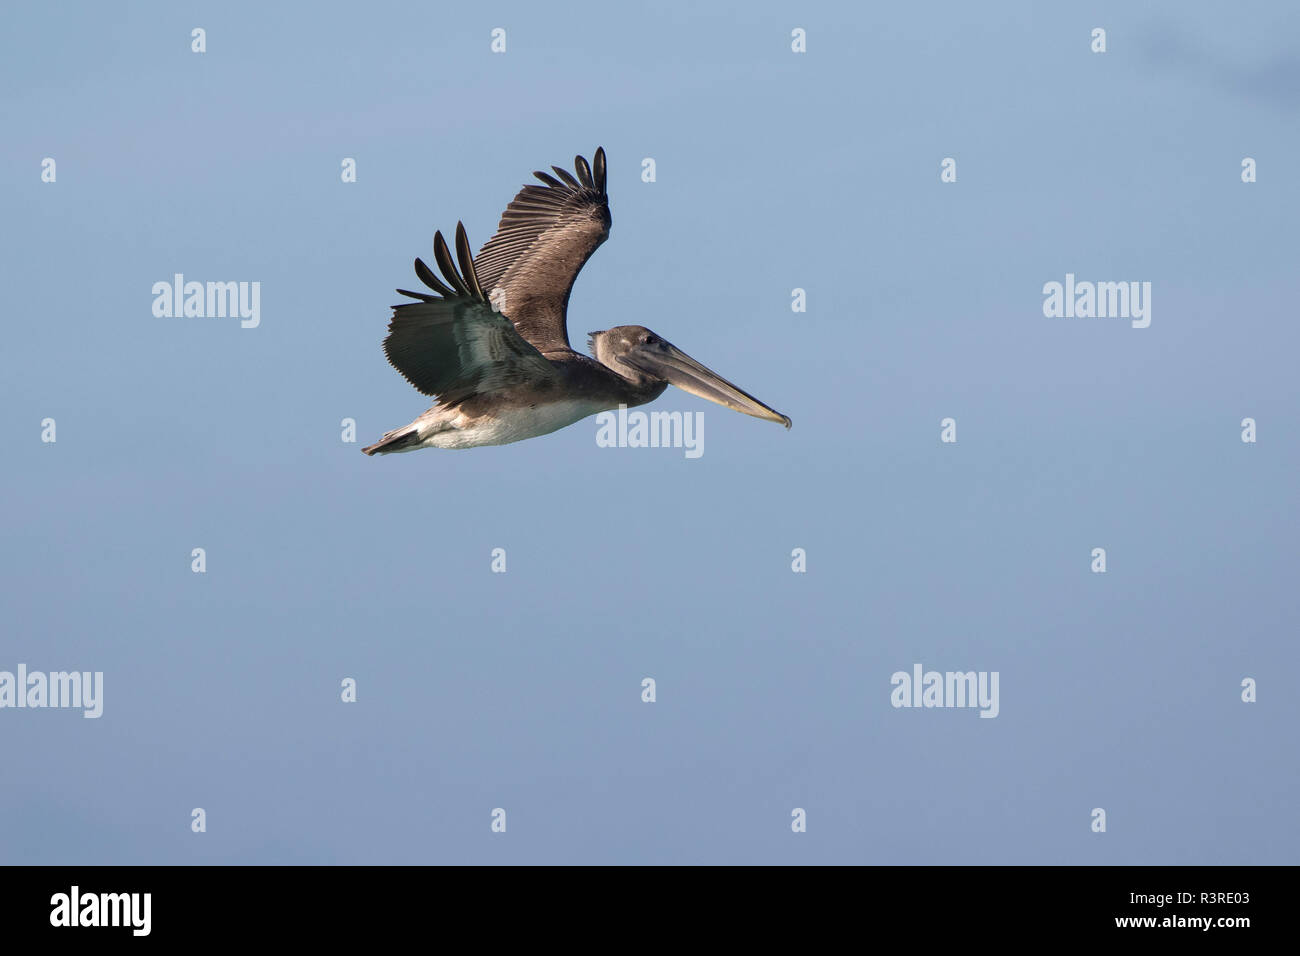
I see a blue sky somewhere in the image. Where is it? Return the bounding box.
[2,0,1297,864]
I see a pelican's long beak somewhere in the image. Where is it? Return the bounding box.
[621,343,792,428]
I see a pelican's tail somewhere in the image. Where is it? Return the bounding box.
[362,425,423,456]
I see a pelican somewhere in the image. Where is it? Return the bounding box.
[363,147,791,455]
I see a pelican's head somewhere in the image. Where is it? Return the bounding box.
[588,325,791,428]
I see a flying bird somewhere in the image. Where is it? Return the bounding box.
[363,148,790,455]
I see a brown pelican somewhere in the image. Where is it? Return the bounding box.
[363,148,791,455]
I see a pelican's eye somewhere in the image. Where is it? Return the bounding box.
[641,334,655,345]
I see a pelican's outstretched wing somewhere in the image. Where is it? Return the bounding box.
[386,223,559,407]
[470,148,610,354]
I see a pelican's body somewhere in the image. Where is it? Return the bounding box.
[364,148,789,456]
[372,351,665,452]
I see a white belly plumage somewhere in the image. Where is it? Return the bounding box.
[418,398,610,449]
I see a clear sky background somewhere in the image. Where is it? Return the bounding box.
[2,1,1297,864]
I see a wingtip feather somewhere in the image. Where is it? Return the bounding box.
[432,230,471,297]
[574,154,593,189]
[455,221,486,302]
[593,147,607,194]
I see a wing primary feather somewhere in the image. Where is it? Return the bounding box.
[551,165,580,188]
[574,155,593,188]
[533,171,563,187]
[432,230,471,297]
[593,147,606,194]
[396,288,438,302]
[455,221,486,302]
[414,257,455,297]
